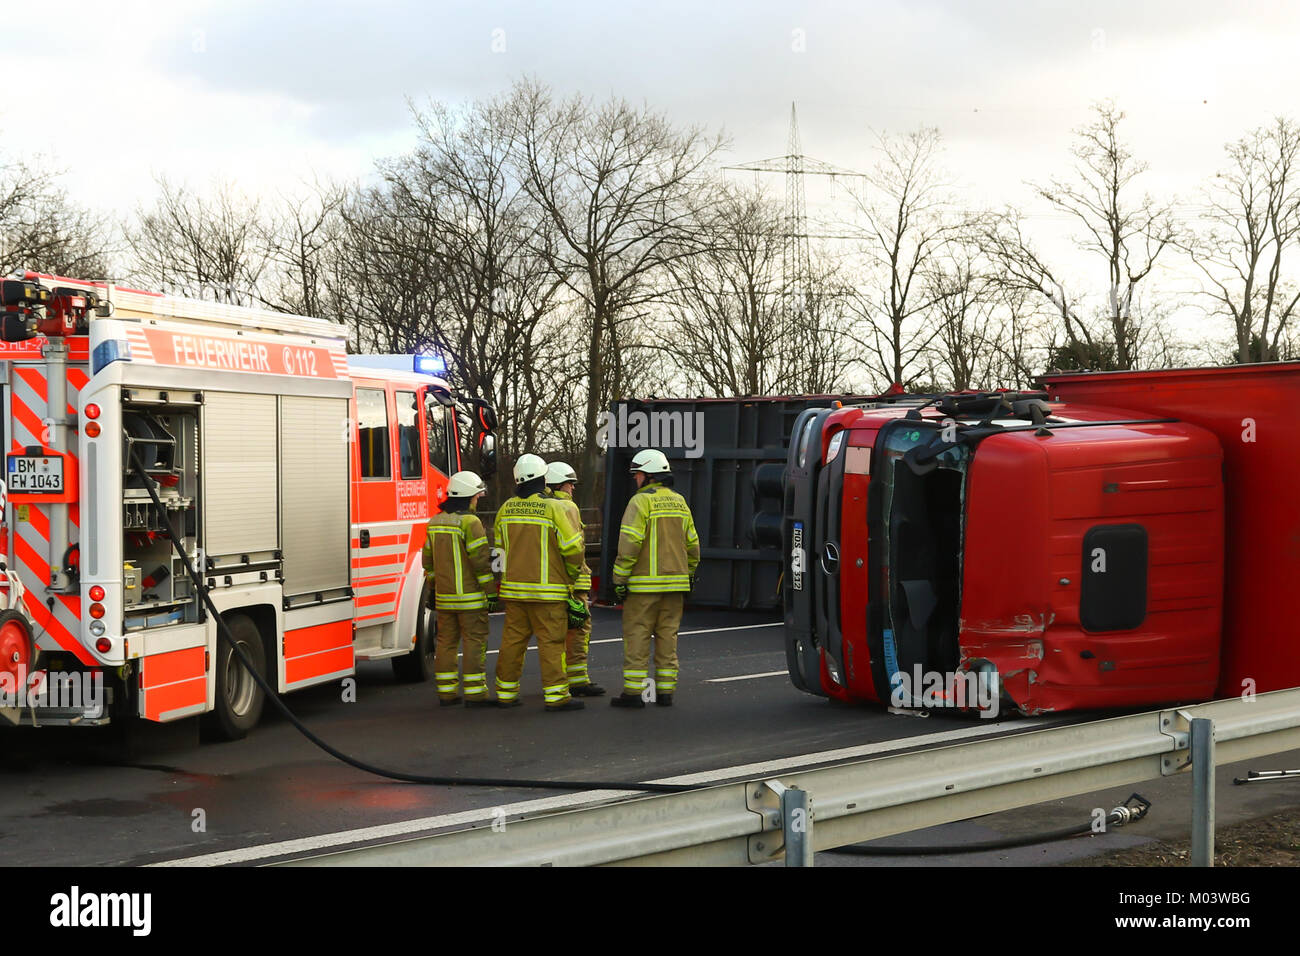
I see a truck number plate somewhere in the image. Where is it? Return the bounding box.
[791,523,805,591]
[6,455,64,493]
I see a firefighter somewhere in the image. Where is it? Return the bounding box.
[610,449,700,708]
[423,470,496,707]
[545,461,604,697]
[493,454,587,712]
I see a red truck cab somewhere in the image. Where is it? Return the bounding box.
[782,391,1224,716]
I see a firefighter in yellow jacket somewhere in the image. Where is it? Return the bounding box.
[423,470,496,707]
[545,461,605,697]
[610,449,700,708]
[493,454,587,712]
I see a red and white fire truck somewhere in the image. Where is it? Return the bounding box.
[0,272,496,738]
[780,368,1300,716]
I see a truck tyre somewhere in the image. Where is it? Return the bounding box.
[204,614,266,741]
[392,579,436,683]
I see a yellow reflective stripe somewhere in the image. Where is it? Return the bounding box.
[466,536,488,552]
[499,584,569,599]
[619,524,644,542]
[498,517,554,528]
[540,524,549,588]
[435,671,458,679]
[649,514,658,579]
[557,529,582,550]
[436,593,488,608]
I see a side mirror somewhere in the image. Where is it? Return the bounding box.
[479,433,498,480]
[475,401,498,433]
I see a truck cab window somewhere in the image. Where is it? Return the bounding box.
[357,388,391,479]
[425,394,451,476]
[396,390,422,479]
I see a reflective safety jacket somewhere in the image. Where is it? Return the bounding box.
[612,482,700,593]
[547,489,592,591]
[423,511,495,611]
[493,493,584,602]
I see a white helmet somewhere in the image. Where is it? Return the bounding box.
[546,461,578,486]
[513,453,548,483]
[629,448,670,475]
[447,470,486,498]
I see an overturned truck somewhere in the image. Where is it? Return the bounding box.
[779,365,1300,716]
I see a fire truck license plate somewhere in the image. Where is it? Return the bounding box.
[6,455,63,493]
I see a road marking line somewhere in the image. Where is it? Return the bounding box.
[485,622,781,656]
[151,714,1068,867]
[704,670,787,683]
[680,622,782,635]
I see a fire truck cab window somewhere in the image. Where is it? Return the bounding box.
[357,388,391,479]
[396,390,423,479]
[425,393,451,477]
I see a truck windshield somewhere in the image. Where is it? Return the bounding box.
[877,423,970,700]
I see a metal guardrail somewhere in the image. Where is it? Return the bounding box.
[280,688,1300,867]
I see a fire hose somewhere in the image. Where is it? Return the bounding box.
[826,792,1152,855]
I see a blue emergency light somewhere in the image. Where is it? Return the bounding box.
[414,353,446,375]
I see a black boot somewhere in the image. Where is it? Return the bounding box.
[544,699,585,712]
[655,694,674,707]
[610,693,645,709]
[497,699,522,709]
[570,682,606,697]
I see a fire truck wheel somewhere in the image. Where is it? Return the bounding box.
[205,614,266,740]
[392,579,436,683]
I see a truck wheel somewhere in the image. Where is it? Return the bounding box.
[392,580,436,683]
[204,614,266,741]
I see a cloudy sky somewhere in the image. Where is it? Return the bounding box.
[5,0,1300,308]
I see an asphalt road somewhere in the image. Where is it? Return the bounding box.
[0,606,1063,866]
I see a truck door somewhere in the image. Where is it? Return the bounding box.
[353,384,402,627]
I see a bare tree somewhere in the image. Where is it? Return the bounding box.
[1183,116,1300,363]
[384,96,576,495]
[260,180,346,317]
[1,149,115,277]
[661,181,787,395]
[511,80,725,507]
[923,243,1007,391]
[126,177,268,302]
[843,127,963,388]
[332,180,445,353]
[1032,100,1176,369]
[977,208,1121,371]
